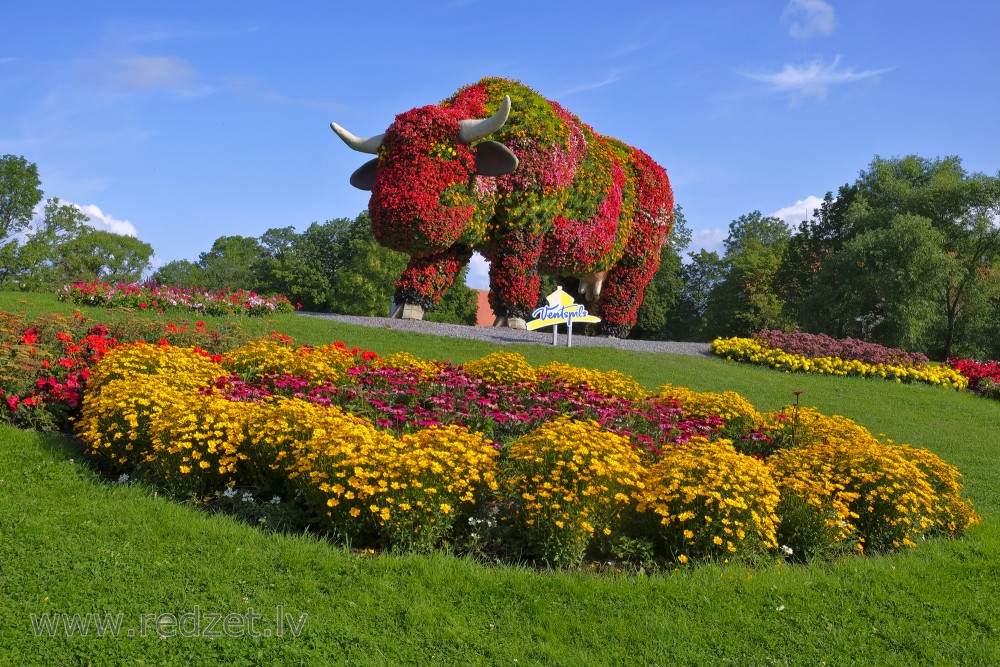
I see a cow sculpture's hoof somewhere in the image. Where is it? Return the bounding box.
[493,316,527,330]
[391,303,425,320]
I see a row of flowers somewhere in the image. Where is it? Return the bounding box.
[75,342,978,568]
[947,357,1000,401]
[59,280,297,317]
[753,329,930,368]
[710,336,969,390]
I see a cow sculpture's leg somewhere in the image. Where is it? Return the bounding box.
[393,245,473,320]
[598,148,674,337]
[597,261,660,337]
[486,232,544,329]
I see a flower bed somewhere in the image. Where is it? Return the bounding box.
[75,342,978,568]
[711,336,967,390]
[0,311,247,430]
[60,280,297,316]
[754,330,929,368]
[947,357,1000,400]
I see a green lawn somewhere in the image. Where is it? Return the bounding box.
[2,292,999,665]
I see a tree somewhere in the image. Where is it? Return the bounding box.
[329,213,408,315]
[0,155,45,289]
[634,205,691,340]
[256,226,333,310]
[775,187,856,323]
[800,155,1000,358]
[57,228,153,284]
[0,154,43,240]
[706,211,792,336]
[197,235,265,291]
[425,266,479,325]
[8,198,153,289]
[667,249,726,341]
[803,214,952,350]
[10,198,90,290]
[152,260,205,287]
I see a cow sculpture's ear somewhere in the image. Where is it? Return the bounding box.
[350,158,379,190]
[473,141,519,177]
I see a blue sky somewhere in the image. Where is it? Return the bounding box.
[3,1,998,289]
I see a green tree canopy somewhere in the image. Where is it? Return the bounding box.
[634,205,690,340]
[706,211,792,336]
[0,154,43,240]
[799,155,1000,358]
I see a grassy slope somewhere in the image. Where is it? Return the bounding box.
[2,292,999,665]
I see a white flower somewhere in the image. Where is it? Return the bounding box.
[241,491,254,503]
[270,496,282,505]
[780,545,793,555]
[117,473,130,484]
[223,486,237,499]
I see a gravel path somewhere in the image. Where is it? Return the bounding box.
[297,312,713,358]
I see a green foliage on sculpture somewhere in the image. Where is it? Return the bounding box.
[331,77,674,336]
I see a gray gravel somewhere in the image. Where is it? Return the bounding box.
[297,312,713,358]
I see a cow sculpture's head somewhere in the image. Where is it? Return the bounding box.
[331,96,519,255]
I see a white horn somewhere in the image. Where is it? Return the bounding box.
[458,95,512,143]
[330,122,384,154]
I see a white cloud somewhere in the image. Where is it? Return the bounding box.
[741,56,893,102]
[109,55,209,96]
[556,71,622,97]
[688,228,727,257]
[770,195,825,227]
[72,203,139,236]
[466,251,490,290]
[782,0,837,39]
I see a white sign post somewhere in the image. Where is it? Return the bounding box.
[526,286,601,347]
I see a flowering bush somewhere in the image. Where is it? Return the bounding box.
[77,342,232,484]
[222,337,364,385]
[537,361,646,400]
[0,312,117,429]
[754,330,929,368]
[373,351,442,377]
[145,392,258,497]
[349,76,672,333]
[711,336,968,390]
[269,402,495,551]
[770,437,973,555]
[637,438,781,564]
[462,350,538,386]
[659,384,760,423]
[503,417,645,565]
[61,280,297,316]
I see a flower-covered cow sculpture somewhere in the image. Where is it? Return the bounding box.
[331,77,673,337]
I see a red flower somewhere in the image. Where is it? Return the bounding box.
[6,395,19,411]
